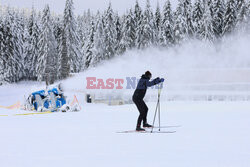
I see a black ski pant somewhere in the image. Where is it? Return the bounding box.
[133,96,148,127]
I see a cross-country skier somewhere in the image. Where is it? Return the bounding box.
[133,71,164,131]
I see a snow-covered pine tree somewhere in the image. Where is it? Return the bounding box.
[92,12,105,66]
[173,3,184,44]
[77,9,93,64]
[212,0,225,38]
[223,0,237,35]
[113,12,122,55]
[15,10,26,80]
[134,1,143,48]
[245,1,250,33]
[24,8,35,80]
[193,0,204,39]
[53,16,63,78]
[173,12,183,44]
[154,2,161,45]
[155,3,161,32]
[247,1,250,17]
[60,0,82,79]
[221,0,226,9]
[76,15,85,58]
[160,0,175,46]
[115,13,122,46]
[199,2,215,42]
[235,0,248,33]
[174,0,194,43]
[36,5,57,84]
[24,7,41,80]
[183,0,194,37]
[2,8,24,83]
[58,29,70,79]
[136,0,155,48]
[84,20,95,69]
[98,3,117,60]
[207,0,214,16]
[54,16,63,46]
[0,16,4,83]
[134,0,143,31]
[80,9,94,40]
[119,9,136,53]
[235,0,245,12]
[102,3,118,59]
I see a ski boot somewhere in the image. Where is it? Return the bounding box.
[136,126,145,131]
[143,123,153,128]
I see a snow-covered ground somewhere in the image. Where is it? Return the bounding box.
[0,83,250,167]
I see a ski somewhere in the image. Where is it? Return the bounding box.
[146,125,182,129]
[117,130,176,133]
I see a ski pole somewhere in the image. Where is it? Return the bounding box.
[151,96,159,133]
[151,82,163,133]
[158,83,163,131]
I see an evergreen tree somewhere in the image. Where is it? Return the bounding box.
[136,0,155,48]
[160,0,174,46]
[76,15,86,57]
[212,0,225,38]
[134,0,143,31]
[60,0,82,79]
[36,5,57,84]
[247,1,250,17]
[183,0,194,36]
[114,13,122,54]
[174,0,194,43]
[0,16,4,83]
[236,0,248,33]
[25,8,41,80]
[246,1,250,32]
[53,16,63,78]
[92,13,105,66]
[1,11,13,83]
[223,0,237,35]
[207,0,214,16]
[77,10,93,62]
[235,0,245,12]
[102,3,118,59]
[84,20,95,69]
[246,3,250,32]
[13,11,26,80]
[119,9,136,53]
[193,0,204,39]
[134,1,143,48]
[24,8,35,79]
[199,2,215,42]
[154,2,161,44]
[2,9,24,83]
[155,3,161,32]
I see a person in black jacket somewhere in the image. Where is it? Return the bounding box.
[133,71,164,131]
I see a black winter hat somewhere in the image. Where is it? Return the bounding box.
[145,71,152,78]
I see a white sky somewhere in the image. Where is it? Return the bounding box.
[0,0,179,15]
